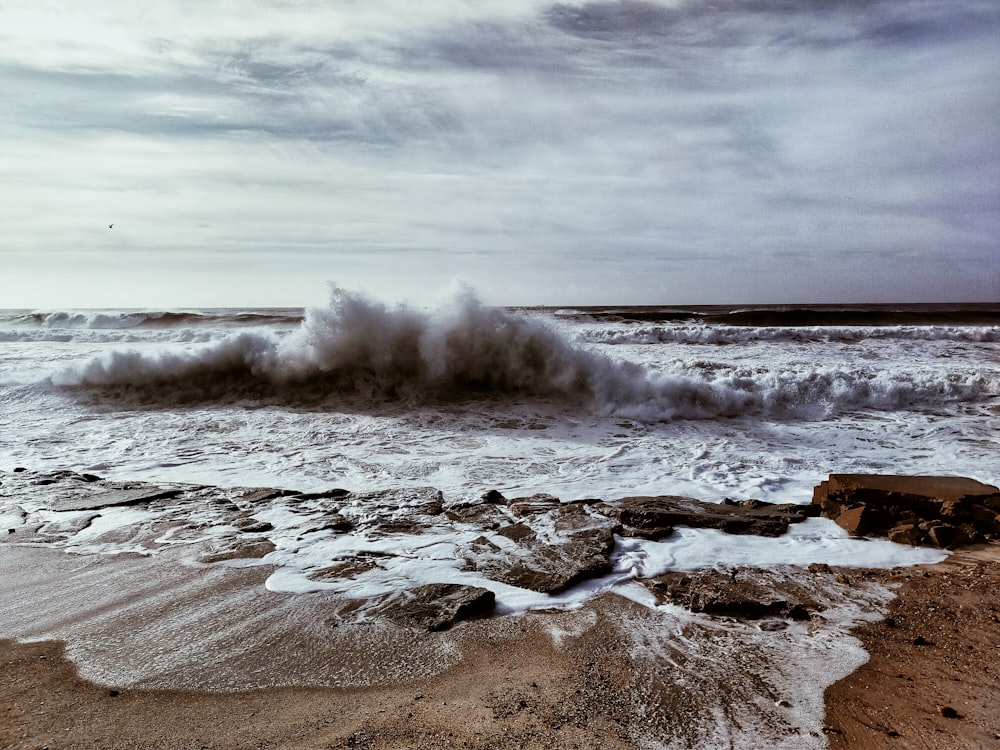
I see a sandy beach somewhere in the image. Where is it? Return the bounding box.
[3,470,999,748]
[3,545,998,749]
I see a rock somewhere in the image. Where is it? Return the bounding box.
[313,512,354,533]
[508,494,562,517]
[481,489,507,504]
[813,474,1000,548]
[648,567,819,621]
[51,485,184,512]
[382,583,495,631]
[594,495,819,540]
[937,705,960,719]
[887,523,922,545]
[496,523,536,542]
[198,539,276,563]
[465,503,618,594]
[232,515,274,533]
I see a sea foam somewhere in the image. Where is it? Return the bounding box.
[50,287,998,420]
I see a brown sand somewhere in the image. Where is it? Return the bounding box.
[823,547,1000,749]
[1,623,635,750]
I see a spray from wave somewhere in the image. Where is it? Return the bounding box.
[50,286,997,420]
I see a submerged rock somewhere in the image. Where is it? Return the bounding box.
[813,474,1000,548]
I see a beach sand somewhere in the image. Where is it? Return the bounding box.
[3,545,998,748]
[823,548,1000,749]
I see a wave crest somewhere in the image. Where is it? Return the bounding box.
[51,287,998,420]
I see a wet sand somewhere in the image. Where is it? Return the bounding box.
[823,548,1000,749]
[0,545,1000,750]
[2,547,997,748]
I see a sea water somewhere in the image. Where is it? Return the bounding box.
[0,288,997,593]
[2,288,996,500]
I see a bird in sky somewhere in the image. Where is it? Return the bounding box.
[108,224,113,229]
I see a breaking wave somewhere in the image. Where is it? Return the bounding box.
[7,309,303,330]
[50,287,998,420]
[580,325,1000,345]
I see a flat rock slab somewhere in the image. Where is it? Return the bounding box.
[593,495,820,539]
[649,567,823,621]
[51,486,184,512]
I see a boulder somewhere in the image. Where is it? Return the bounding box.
[813,475,1000,548]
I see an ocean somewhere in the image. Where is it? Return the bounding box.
[1,289,995,609]
[2,290,997,499]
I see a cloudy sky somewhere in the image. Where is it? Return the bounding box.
[2,0,998,307]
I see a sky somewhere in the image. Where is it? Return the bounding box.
[1,0,998,308]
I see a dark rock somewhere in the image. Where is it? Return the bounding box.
[937,705,960,719]
[294,488,351,501]
[313,513,354,533]
[496,523,536,542]
[232,517,274,533]
[912,635,933,646]
[887,523,922,545]
[812,474,1000,548]
[444,502,508,529]
[648,567,821,621]
[235,488,297,504]
[310,553,393,581]
[198,539,276,563]
[383,583,495,631]
[594,495,819,540]
[51,485,184,512]
[466,504,618,594]
[481,489,507,504]
[508,494,561,517]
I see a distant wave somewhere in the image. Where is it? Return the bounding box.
[6,309,304,330]
[49,287,998,420]
[580,325,1000,345]
[567,305,1000,327]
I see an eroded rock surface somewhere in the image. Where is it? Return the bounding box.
[380,583,496,631]
[814,474,1000,548]
[649,566,821,621]
[593,494,820,539]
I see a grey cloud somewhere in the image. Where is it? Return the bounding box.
[545,0,998,50]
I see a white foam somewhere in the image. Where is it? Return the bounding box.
[614,518,948,578]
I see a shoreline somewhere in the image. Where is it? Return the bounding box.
[4,550,998,748]
[823,548,1000,749]
[2,471,998,747]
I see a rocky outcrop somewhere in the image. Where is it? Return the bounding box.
[52,484,184,512]
[593,495,821,539]
[813,474,1000,548]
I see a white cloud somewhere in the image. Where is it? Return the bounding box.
[1,0,997,306]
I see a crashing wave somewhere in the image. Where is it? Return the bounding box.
[50,287,998,420]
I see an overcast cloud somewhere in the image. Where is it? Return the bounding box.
[1,0,997,307]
